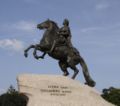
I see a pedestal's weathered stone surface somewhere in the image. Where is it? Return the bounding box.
[17,74,114,106]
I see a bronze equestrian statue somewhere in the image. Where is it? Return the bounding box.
[24,19,96,87]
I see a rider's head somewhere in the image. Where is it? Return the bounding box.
[63,19,69,26]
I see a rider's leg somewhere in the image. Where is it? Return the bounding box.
[58,61,69,76]
[49,40,56,53]
[50,36,66,53]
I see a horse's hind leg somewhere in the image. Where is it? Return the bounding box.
[67,58,79,79]
[70,65,79,79]
[59,61,69,76]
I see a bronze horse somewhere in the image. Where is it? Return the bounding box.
[24,19,96,87]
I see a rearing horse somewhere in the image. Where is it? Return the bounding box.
[24,19,96,87]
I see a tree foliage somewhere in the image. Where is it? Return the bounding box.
[0,85,28,106]
[101,87,120,106]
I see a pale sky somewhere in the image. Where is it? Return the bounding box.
[0,0,120,93]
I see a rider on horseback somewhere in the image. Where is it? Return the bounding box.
[50,19,73,52]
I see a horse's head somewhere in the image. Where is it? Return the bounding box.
[37,19,59,30]
[37,19,50,30]
[36,19,59,51]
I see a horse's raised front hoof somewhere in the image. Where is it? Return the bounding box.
[24,52,28,58]
[34,56,39,60]
[39,56,44,59]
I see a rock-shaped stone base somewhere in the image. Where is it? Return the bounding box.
[17,74,114,106]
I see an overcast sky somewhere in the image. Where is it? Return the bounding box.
[0,0,120,93]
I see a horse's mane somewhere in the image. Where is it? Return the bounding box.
[50,20,59,30]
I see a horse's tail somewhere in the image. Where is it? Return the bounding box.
[79,56,96,87]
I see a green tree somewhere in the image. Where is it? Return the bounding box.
[0,85,28,106]
[101,87,120,106]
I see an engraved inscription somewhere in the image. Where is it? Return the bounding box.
[40,85,72,96]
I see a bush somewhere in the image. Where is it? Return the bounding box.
[0,86,28,106]
[101,87,120,106]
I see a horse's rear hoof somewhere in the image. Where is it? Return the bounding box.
[34,56,39,60]
[91,81,96,87]
[71,71,79,80]
[63,72,69,76]
[85,80,96,87]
